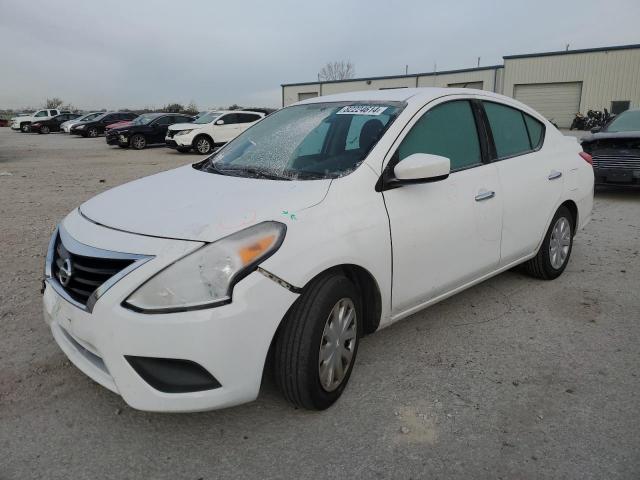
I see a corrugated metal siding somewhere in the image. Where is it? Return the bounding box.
[417,69,496,91]
[503,49,640,113]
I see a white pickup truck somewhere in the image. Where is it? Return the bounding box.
[11,109,66,132]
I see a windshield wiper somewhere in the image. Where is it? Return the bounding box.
[217,166,291,181]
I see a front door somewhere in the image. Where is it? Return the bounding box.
[382,98,503,315]
[215,113,242,143]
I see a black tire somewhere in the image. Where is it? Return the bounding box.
[130,134,146,150]
[40,125,50,134]
[177,147,191,153]
[523,205,574,280]
[274,273,362,410]
[88,127,99,138]
[193,135,213,155]
[21,123,30,133]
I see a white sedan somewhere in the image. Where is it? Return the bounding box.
[43,88,593,412]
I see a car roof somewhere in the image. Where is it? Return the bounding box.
[206,110,265,116]
[295,87,507,106]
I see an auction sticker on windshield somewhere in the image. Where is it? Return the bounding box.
[336,105,387,115]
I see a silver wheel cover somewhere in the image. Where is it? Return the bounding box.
[549,216,571,269]
[319,298,357,392]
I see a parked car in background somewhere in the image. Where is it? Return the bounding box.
[42,88,593,412]
[165,110,265,154]
[11,109,66,132]
[581,108,640,186]
[107,113,194,149]
[30,113,82,134]
[70,112,138,137]
[61,112,102,133]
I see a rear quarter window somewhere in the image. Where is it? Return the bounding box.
[523,114,544,149]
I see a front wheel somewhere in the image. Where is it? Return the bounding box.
[88,127,99,138]
[40,125,50,134]
[21,123,30,133]
[194,135,213,155]
[524,205,574,280]
[130,134,146,150]
[274,273,361,410]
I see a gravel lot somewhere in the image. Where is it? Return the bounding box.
[1,128,639,479]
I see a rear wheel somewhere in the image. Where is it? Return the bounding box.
[131,134,146,150]
[88,127,99,138]
[523,205,574,280]
[274,273,361,410]
[194,135,213,155]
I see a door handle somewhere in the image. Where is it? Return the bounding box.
[475,190,495,202]
[548,170,562,180]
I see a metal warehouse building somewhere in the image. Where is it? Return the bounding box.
[281,43,640,128]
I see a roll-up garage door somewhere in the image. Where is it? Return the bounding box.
[514,82,582,128]
[448,81,484,90]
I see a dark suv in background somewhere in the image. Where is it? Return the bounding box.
[70,112,138,137]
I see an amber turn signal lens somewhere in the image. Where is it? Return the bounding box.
[239,235,276,265]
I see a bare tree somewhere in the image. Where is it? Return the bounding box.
[45,97,64,109]
[318,60,355,81]
[185,101,198,114]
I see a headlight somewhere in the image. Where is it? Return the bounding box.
[123,221,286,313]
[175,129,194,136]
[76,124,85,129]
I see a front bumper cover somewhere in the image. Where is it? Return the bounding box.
[43,213,299,412]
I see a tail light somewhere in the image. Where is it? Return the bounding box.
[579,151,592,166]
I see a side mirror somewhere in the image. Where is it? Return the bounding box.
[394,153,450,182]
[590,126,601,133]
[215,119,225,125]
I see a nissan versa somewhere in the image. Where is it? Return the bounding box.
[43,88,594,412]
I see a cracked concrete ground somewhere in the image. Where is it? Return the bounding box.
[0,128,639,479]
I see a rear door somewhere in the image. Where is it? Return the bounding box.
[480,100,563,265]
[383,98,502,314]
[236,113,262,134]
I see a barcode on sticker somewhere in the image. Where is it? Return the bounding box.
[336,105,387,116]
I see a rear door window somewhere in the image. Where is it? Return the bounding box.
[236,113,261,123]
[219,114,239,125]
[397,100,482,171]
[483,102,533,158]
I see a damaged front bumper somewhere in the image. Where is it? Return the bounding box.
[42,210,299,412]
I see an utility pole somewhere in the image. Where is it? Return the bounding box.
[566,43,570,51]
[477,57,481,67]
[405,65,408,75]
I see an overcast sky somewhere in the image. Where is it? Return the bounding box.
[1,0,639,110]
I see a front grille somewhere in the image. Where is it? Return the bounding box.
[592,153,640,171]
[52,235,135,306]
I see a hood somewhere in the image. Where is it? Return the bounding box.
[581,130,640,144]
[79,165,332,242]
[106,121,133,131]
[169,123,199,131]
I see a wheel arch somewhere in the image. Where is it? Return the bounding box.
[559,199,578,236]
[192,133,214,147]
